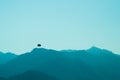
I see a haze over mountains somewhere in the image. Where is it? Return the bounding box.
[0,47,120,80]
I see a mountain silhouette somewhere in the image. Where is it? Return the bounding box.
[9,70,58,80]
[0,71,58,80]
[0,77,6,80]
[0,52,17,64]
[86,47,120,80]
[87,46,114,54]
[0,47,120,80]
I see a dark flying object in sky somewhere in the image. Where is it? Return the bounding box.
[37,44,41,47]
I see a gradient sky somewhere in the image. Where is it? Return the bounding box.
[0,0,120,54]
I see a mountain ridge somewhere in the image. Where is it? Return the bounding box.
[0,46,116,55]
[0,47,120,80]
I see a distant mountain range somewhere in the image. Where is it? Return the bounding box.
[0,52,17,64]
[0,47,120,80]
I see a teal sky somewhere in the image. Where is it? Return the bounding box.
[0,0,120,54]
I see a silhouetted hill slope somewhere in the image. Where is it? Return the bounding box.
[9,71,58,80]
[0,48,103,80]
[85,47,120,80]
[0,47,120,80]
[0,71,58,80]
[0,52,17,64]
[87,46,114,54]
[0,77,6,80]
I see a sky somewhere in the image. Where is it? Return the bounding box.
[0,0,120,54]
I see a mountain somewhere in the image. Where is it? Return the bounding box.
[86,46,120,80]
[0,71,58,80]
[0,48,103,80]
[9,70,58,80]
[87,46,114,54]
[0,52,17,64]
[0,47,120,80]
[0,77,6,80]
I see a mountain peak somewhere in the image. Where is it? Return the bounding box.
[86,46,104,54]
[31,48,48,53]
[87,46,114,54]
[89,46,102,51]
